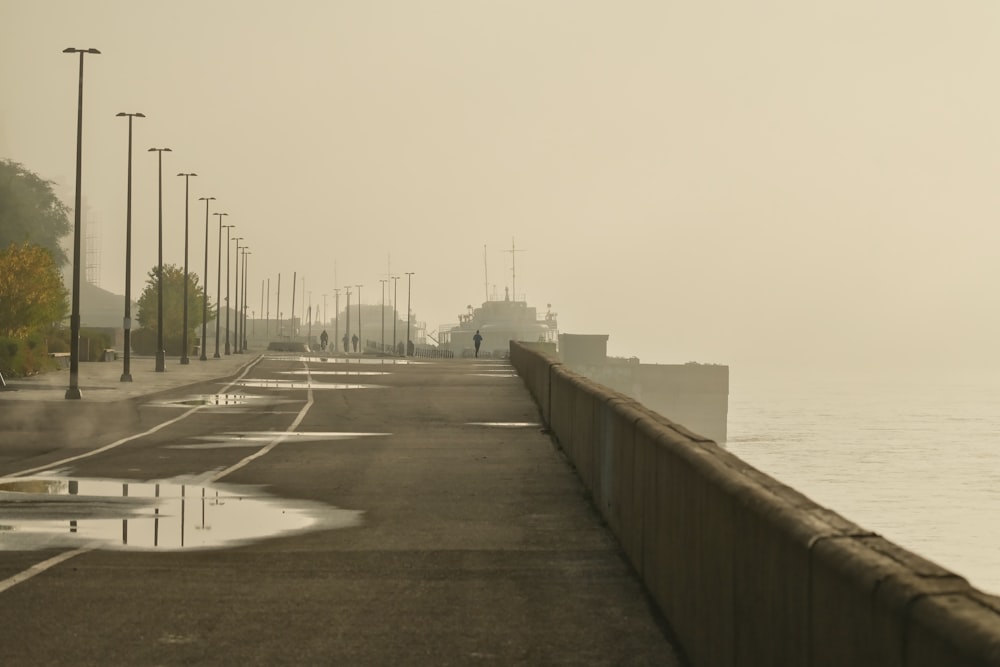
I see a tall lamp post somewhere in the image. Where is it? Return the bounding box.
[333,288,340,352]
[230,236,243,354]
[148,147,172,372]
[213,214,229,357]
[176,172,197,364]
[241,248,251,351]
[355,284,363,353]
[116,110,143,382]
[405,272,414,356]
[197,196,215,361]
[344,288,352,353]
[379,279,387,354]
[63,47,100,399]
[391,276,399,355]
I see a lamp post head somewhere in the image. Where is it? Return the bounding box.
[64,48,101,54]
[116,112,145,118]
[199,196,216,202]
[147,147,172,153]
[177,172,198,177]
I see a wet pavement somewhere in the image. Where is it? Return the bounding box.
[0,352,258,402]
[0,348,686,666]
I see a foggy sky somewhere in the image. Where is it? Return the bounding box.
[3,1,1000,386]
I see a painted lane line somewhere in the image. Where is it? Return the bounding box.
[208,359,315,483]
[0,357,268,596]
[0,547,93,595]
[9,357,264,479]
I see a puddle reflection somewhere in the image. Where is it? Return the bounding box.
[278,371,389,376]
[269,356,426,365]
[237,380,384,390]
[0,477,361,551]
[466,422,541,428]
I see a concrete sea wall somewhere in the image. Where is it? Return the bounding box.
[509,342,1000,667]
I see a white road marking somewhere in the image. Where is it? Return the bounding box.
[0,356,317,596]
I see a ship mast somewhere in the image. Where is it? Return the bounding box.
[505,237,525,302]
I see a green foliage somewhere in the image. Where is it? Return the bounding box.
[0,160,71,266]
[135,264,211,354]
[0,333,58,377]
[0,242,69,338]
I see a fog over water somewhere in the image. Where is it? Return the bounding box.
[3,0,1000,389]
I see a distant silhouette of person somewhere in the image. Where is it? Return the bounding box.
[473,330,483,358]
[319,330,329,350]
[407,339,414,357]
[351,334,359,352]
[397,341,404,356]
[343,333,350,353]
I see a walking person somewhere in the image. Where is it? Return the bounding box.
[473,330,483,358]
[320,330,329,351]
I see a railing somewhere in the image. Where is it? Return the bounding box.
[510,341,1000,667]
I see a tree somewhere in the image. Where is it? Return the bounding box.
[135,264,211,350]
[0,242,69,338]
[0,160,71,266]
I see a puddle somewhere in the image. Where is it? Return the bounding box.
[278,371,389,376]
[0,477,361,551]
[237,380,384,390]
[167,431,390,449]
[271,356,426,365]
[153,393,288,409]
[466,422,541,428]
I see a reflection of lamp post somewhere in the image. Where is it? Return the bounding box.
[176,172,197,364]
[63,47,101,399]
[148,147,172,372]
[116,111,144,382]
[213,214,229,357]
[405,272,414,356]
[391,276,399,355]
[197,197,215,361]
[355,284,363,353]
[379,279,387,353]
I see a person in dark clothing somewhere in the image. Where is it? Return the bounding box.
[319,330,329,350]
[343,333,350,353]
[351,334,359,352]
[473,330,483,358]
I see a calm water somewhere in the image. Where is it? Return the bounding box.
[727,375,1000,596]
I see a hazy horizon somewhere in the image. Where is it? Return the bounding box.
[4,1,1000,388]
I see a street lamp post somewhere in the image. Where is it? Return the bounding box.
[391,276,399,356]
[116,111,143,382]
[231,236,243,354]
[242,249,250,351]
[344,288,352,353]
[379,279,387,354]
[355,284,363,353]
[148,147,172,372]
[198,196,215,361]
[333,288,340,352]
[63,47,100,399]
[405,272,414,356]
[213,214,229,357]
[177,172,197,364]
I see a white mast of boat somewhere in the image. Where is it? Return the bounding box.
[505,237,525,302]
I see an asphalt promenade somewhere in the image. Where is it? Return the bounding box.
[0,348,687,665]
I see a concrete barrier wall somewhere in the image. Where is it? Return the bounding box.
[510,342,1000,667]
